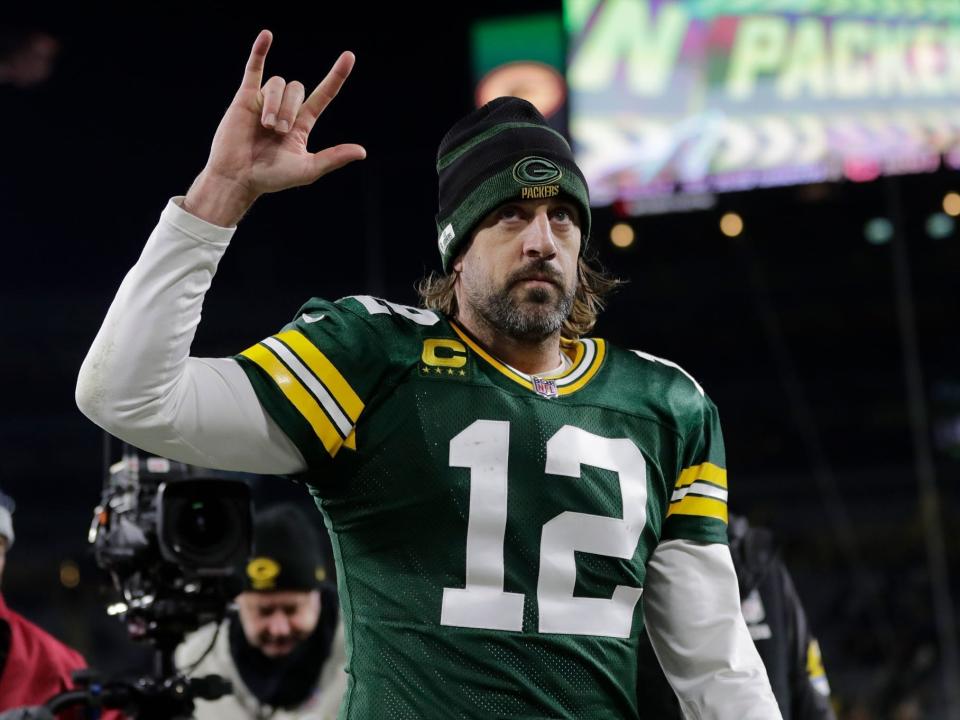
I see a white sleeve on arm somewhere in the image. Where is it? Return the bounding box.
[76,197,306,474]
[644,539,783,720]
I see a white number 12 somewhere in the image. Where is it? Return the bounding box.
[441,420,647,638]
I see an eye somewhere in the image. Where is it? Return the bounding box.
[498,205,524,221]
[550,205,578,225]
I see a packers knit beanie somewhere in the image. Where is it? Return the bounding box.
[435,97,591,272]
[243,503,328,592]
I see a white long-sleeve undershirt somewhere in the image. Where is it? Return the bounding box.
[75,197,781,719]
[646,540,782,718]
[76,196,305,473]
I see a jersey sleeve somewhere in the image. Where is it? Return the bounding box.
[662,392,729,545]
[233,296,393,472]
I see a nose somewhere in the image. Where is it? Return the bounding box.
[266,611,291,637]
[521,209,558,260]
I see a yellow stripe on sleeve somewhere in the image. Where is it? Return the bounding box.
[666,495,729,523]
[240,343,347,458]
[675,462,728,490]
[276,330,364,422]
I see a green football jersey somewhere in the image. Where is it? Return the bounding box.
[235,295,729,720]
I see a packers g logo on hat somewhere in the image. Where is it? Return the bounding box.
[247,556,281,591]
[513,156,563,186]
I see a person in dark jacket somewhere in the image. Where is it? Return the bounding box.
[637,514,835,720]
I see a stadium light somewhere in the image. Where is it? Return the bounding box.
[610,223,635,248]
[720,212,743,238]
[943,192,960,217]
[864,218,893,245]
[59,560,80,589]
[926,213,954,240]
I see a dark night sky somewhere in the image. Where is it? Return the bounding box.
[1,3,959,702]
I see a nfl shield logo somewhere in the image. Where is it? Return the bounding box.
[533,376,558,398]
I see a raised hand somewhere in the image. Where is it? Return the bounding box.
[185,30,366,226]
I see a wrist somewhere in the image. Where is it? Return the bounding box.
[183,171,258,227]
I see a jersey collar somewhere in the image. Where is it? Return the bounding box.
[448,320,606,396]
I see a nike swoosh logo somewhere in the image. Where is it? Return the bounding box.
[301,313,326,323]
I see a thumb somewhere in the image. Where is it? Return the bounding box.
[306,144,367,183]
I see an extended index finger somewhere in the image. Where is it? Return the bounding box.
[240,29,273,91]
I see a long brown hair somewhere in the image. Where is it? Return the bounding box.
[416,254,624,341]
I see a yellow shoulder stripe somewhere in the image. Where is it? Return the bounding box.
[240,343,350,457]
[276,330,364,422]
[675,462,727,490]
[666,495,728,523]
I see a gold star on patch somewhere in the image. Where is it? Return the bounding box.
[434,367,442,374]
[447,368,454,375]
[458,369,466,376]
[421,366,430,374]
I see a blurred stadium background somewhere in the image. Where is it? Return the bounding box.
[1,2,958,717]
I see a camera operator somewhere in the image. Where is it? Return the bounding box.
[175,503,346,720]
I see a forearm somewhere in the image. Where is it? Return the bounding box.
[644,540,782,720]
[76,197,304,473]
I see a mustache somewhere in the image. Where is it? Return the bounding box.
[259,632,300,642]
[506,261,564,288]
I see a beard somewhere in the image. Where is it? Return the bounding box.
[462,259,575,342]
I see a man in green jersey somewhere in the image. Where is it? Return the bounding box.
[77,30,781,719]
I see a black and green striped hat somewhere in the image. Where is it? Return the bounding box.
[435,97,591,272]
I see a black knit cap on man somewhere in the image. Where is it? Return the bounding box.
[243,504,329,592]
[434,97,592,272]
